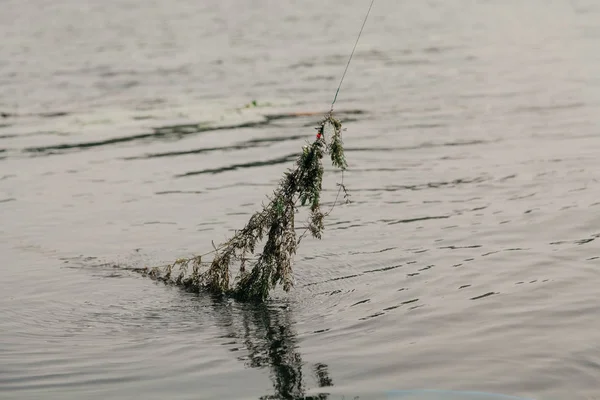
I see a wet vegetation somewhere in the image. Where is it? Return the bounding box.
[136,112,349,302]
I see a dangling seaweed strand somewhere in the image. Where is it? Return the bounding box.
[136,1,374,302]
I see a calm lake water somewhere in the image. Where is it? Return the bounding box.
[1,0,600,399]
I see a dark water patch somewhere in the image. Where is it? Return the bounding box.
[24,131,173,154]
[450,197,482,203]
[508,193,537,201]
[134,145,239,160]
[355,297,422,318]
[175,154,297,177]
[470,292,497,300]
[333,223,366,231]
[359,312,385,321]
[206,182,276,190]
[0,111,69,119]
[21,110,363,156]
[103,271,127,278]
[513,102,585,114]
[60,255,99,263]
[442,225,459,230]
[439,245,482,250]
[345,139,489,153]
[388,215,449,225]
[355,177,487,193]
[22,121,232,155]
[351,299,370,307]
[324,220,353,228]
[246,134,307,145]
[0,197,16,203]
[401,298,419,305]
[363,264,403,274]
[155,190,204,195]
[576,237,596,245]
[265,109,364,122]
[225,211,250,216]
[499,174,517,181]
[42,112,69,118]
[302,274,363,288]
[481,251,500,257]
[551,234,598,246]
[127,134,307,160]
[0,373,142,392]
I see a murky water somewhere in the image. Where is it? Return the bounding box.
[2,0,600,399]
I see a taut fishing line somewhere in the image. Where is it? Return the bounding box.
[331,0,376,110]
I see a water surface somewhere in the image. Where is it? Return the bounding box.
[1,1,600,399]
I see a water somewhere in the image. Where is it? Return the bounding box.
[1,0,599,399]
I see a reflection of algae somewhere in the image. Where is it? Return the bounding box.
[213,299,334,399]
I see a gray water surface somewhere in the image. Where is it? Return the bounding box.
[1,1,600,399]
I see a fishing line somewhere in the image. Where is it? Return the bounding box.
[331,0,376,110]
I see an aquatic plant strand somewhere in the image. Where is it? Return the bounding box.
[137,1,375,301]
[139,114,347,301]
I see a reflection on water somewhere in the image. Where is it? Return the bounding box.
[212,298,334,400]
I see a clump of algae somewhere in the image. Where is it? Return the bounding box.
[138,112,348,302]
